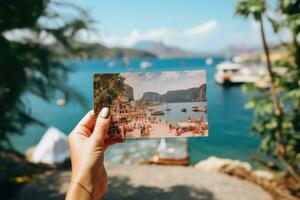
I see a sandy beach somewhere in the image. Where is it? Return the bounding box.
[126,118,208,138]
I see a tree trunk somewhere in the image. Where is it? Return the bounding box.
[259,18,283,119]
[292,33,300,68]
[259,18,300,183]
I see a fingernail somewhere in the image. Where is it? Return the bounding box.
[99,107,110,119]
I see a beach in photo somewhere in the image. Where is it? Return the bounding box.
[94,70,208,139]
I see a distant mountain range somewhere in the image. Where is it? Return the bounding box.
[220,46,261,57]
[53,39,261,60]
[133,40,201,58]
[140,84,206,102]
[52,41,156,59]
[132,40,263,58]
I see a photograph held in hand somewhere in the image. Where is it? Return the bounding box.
[94,70,208,139]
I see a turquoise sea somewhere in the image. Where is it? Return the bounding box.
[9,57,260,165]
[150,102,208,126]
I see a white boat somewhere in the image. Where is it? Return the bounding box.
[122,56,130,67]
[205,58,213,65]
[108,61,116,68]
[140,61,153,69]
[214,61,267,85]
[144,138,189,166]
[192,105,207,112]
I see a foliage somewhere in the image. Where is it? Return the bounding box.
[236,0,300,181]
[93,74,125,116]
[0,0,91,150]
[236,0,266,20]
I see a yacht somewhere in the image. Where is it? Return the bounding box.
[140,61,153,69]
[214,61,267,85]
[165,103,171,111]
[122,56,130,67]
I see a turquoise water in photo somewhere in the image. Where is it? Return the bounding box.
[9,57,260,165]
[150,102,207,127]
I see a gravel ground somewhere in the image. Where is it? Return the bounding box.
[15,165,272,200]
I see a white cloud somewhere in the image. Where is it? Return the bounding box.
[159,71,181,80]
[184,20,218,37]
[75,20,218,51]
[121,70,205,100]
[100,28,176,47]
[226,20,292,48]
[185,70,203,77]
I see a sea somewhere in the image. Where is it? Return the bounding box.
[9,57,260,165]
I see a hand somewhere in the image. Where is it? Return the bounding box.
[66,108,124,200]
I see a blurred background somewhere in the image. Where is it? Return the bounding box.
[1,0,300,199]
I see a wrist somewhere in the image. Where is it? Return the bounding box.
[67,182,94,200]
[71,168,104,200]
[72,171,95,196]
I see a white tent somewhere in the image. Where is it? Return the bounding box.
[32,127,70,164]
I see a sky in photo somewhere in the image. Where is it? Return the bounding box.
[67,0,289,52]
[122,70,206,100]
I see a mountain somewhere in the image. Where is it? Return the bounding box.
[141,84,206,102]
[52,41,156,59]
[219,46,262,57]
[133,40,200,58]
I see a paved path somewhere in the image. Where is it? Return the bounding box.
[15,165,272,200]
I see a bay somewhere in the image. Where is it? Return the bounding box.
[9,57,259,165]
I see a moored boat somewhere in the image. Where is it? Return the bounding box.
[140,61,153,69]
[142,138,189,166]
[199,106,207,113]
[191,106,200,112]
[181,108,187,112]
[56,98,66,106]
[214,61,267,85]
[165,103,171,111]
[151,110,165,115]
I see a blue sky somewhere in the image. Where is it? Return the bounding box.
[68,0,286,52]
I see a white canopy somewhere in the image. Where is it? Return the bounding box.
[32,127,70,164]
[178,122,196,128]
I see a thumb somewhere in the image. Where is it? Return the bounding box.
[90,107,111,146]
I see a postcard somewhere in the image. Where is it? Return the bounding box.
[93,70,208,139]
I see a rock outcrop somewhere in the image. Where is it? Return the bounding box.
[141,84,206,102]
[195,156,252,172]
[125,84,134,101]
[194,157,298,200]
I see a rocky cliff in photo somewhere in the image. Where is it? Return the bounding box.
[125,85,134,101]
[141,84,206,102]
